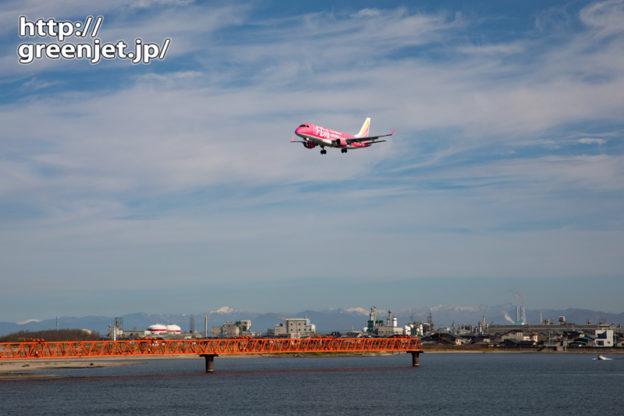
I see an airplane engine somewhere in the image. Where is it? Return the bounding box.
[333,138,347,147]
[304,142,316,149]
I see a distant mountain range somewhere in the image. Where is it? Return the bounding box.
[1,305,622,336]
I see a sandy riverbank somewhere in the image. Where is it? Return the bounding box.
[0,357,172,379]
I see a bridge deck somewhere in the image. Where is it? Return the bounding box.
[0,337,422,360]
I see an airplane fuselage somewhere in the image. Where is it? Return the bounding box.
[295,123,371,150]
[292,118,392,154]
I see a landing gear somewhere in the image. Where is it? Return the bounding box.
[320,148,327,155]
[341,148,347,154]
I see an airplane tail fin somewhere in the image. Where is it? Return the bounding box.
[355,117,371,138]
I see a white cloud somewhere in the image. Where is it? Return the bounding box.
[579,0,624,38]
[353,9,381,18]
[578,137,606,145]
[2,4,622,216]
[457,42,525,56]
[20,77,59,90]
[1,2,623,313]
[486,154,624,192]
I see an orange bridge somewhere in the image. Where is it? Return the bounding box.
[0,337,423,372]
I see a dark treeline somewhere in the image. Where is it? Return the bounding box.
[0,329,102,342]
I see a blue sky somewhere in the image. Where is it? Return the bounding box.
[1,0,623,322]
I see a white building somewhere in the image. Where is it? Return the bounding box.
[594,329,614,347]
[500,330,538,344]
[269,318,316,338]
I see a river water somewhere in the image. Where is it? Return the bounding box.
[1,353,622,415]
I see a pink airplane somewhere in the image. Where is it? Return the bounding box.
[292,118,394,155]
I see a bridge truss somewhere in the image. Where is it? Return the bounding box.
[0,337,421,359]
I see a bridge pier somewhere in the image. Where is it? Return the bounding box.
[410,351,421,367]
[200,354,218,373]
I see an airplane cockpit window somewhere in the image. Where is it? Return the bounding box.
[299,124,310,128]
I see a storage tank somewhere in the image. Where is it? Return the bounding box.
[166,324,182,334]
[147,324,167,334]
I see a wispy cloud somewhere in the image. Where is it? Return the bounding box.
[578,137,606,145]
[1,1,623,317]
[2,3,622,208]
[579,0,624,38]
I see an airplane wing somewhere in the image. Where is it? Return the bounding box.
[345,129,395,144]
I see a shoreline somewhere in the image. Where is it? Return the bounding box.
[2,347,621,379]
[421,345,624,354]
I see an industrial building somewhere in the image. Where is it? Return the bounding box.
[365,306,405,337]
[268,318,316,338]
[211,320,254,338]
